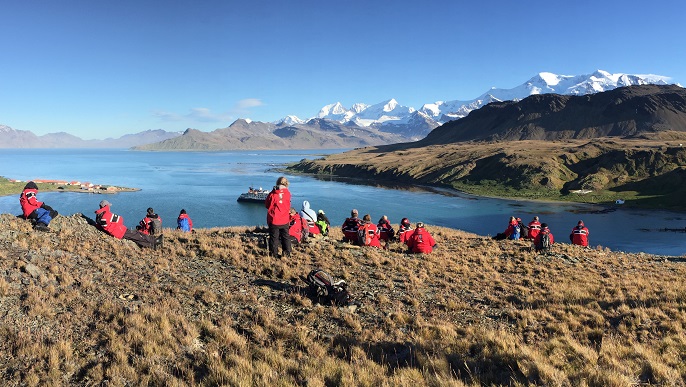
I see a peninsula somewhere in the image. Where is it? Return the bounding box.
[0,177,139,197]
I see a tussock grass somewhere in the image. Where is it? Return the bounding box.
[0,213,685,385]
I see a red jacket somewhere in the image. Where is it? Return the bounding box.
[377,219,394,241]
[95,205,127,239]
[289,213,307,242]
[19,188,43,219]
[528,221,542,240]
[406,228,436,254]
[398,224,413,245]
[265,186,291,226]
[177,213,193,231]
[358,222,381,248]
[570,225,590,246]
[342,217,361,242]
[139,214,162,235]
[534,228,554,250]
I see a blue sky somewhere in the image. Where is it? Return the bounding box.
[1,0,684,139]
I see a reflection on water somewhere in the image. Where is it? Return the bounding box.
[0,149,684,257]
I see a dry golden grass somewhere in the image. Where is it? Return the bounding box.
[0,213,685,386]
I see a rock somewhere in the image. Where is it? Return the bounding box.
[22,263,43,278]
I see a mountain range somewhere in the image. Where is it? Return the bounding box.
[0,126,181,149]
[0,70,679,149]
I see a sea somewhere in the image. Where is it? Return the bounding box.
[1,149,684,256]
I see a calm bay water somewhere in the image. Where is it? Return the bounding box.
[1,149,685,256]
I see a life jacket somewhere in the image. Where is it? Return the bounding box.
[95,205,127,239]
[19,188,43,219]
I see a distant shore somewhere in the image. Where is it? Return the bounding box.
[0,176,140,197]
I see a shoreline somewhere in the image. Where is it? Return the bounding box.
[0,176,140,198]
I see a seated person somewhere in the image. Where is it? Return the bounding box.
[177,209,193,232]
[534,223,554,252]
[527,216,542,240]
[19,181,58,231]
[397,218,412,244]
[95,200,162,249]
[358,214,381,248]
[316,210,330,236]
[341,209,361,244]
[288,208,308,244]
[377,215,395,242]
[138,207,162,235]
[406,222,437,254]
[300,200,320,236]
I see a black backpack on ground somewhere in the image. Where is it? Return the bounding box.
[305,269,350,306]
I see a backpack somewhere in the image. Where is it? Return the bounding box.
[357,223,373,246]
[538,231,551,251]
[305,269,350,305]
[178,217,190,232]
[149,217,162,235]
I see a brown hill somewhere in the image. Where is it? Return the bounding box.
[421,84,686,144]
[1,213,685,385]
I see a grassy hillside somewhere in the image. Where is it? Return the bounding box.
[1,213,685,385]
[290,138,686,210]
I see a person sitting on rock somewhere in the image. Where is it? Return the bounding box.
[288,207,308,244]
[341,209,361,244]
[95,200,162,249]
[406,222,437,254]
[315,209,330,236]
[138,207,162,235]
[177,209,193,232]
[397,218,413,244]
[570,220,590,247]
[503,216,521,240]
[19,181,58,232]
[534,223,554,252]
[528,216,542,240]
[300,200,320,237]
[358,214,381,248]
[377,215,395,243]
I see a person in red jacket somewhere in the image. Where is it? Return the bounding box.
[534,223,554,252]
[358,214,381,248]
[19,181,58,231]
[288,208,308,244]
[406,222,437,254]
[95,200,161,249]
[341,209,361,244]
[570,220,590,247]
[265,176,292,257]
[177,209,193,232]
[527,216,542,240]
[138,207,162,235]
[398,218,413,245]
[377,215,395,244]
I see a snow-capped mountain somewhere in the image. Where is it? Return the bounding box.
[300,70,678,139]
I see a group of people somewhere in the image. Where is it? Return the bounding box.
[341,210,437,254]
[18,181,195,249]
[496,215,590,251]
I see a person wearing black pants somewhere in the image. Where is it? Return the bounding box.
[265,176,292,257]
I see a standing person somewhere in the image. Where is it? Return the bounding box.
[341,209,361,244]
[528,216,542,240]
[177,209,193,232]
[300,200,320,236]
[138,207,162,235]
[19,181,59,231]
[316,210,331,236]
[406,222,437,254]
[358,214,381,247]
[265,176,292,257]
[95,200,162,249]
[534,223,554,252]
[377,215,395,244]
[397,218,413,244]
[503,216,521,240]
[570,220,590,247]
